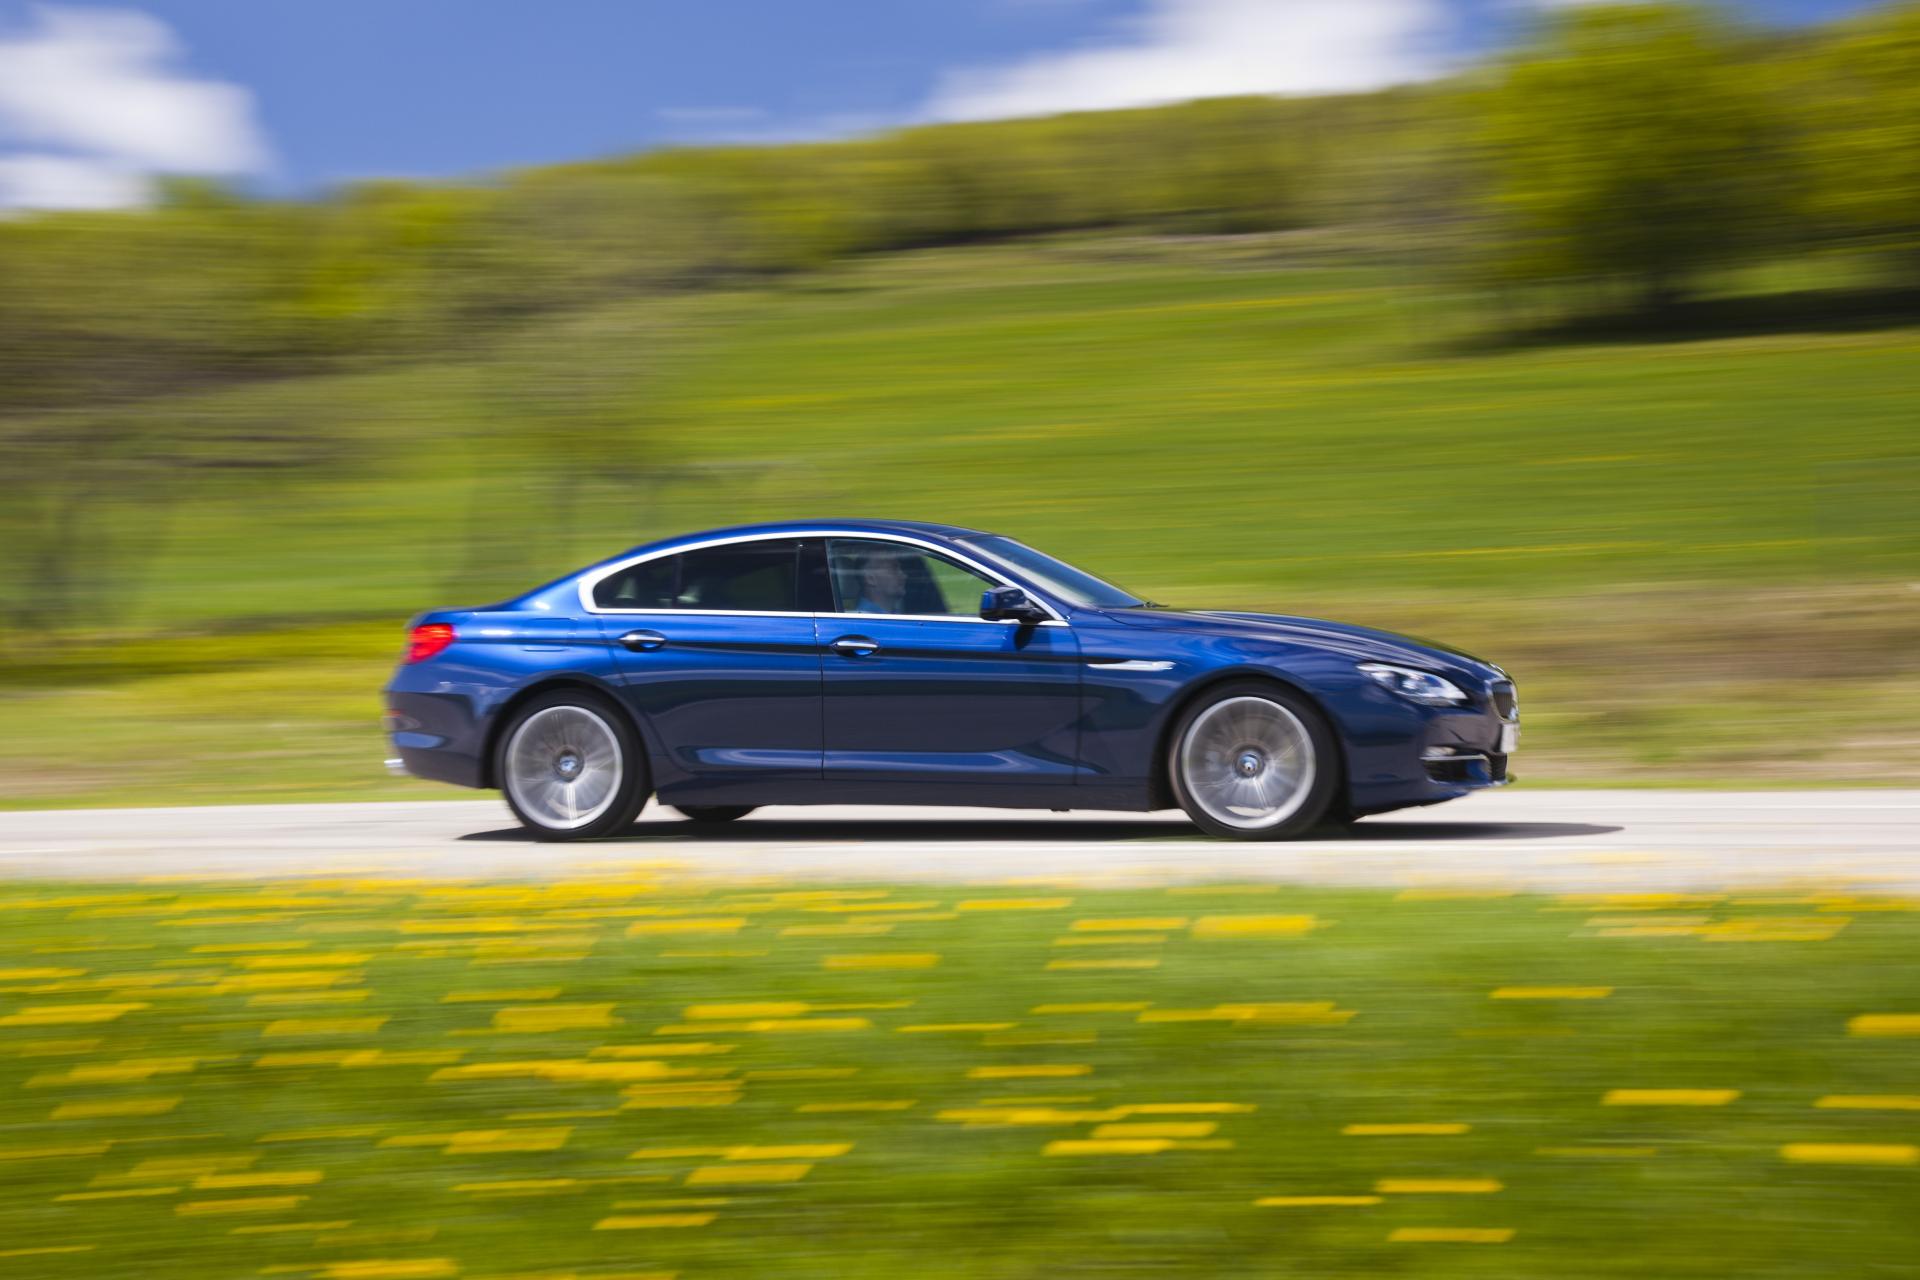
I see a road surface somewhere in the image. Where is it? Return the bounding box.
[0,790,1914,892]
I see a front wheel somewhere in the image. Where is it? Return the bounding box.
[673,805,756,824]
[497,690,649,841]
[1168,681,1338,840]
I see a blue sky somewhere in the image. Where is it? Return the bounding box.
[0,0,1887,208]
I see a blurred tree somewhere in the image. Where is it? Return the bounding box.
[0,396,351,629]
[486,168,719,301]
[1473,3,1791,309]
[1798,3,1920,271]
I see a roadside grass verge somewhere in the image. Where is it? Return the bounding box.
[1,876,1916,1277]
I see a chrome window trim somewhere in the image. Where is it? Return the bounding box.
[576,530,1069,626]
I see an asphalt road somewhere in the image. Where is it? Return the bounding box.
[0,789,1915,892]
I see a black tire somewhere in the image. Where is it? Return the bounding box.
[1167,679,1339,840]
[673,805,756,824]
[495,688,650,841]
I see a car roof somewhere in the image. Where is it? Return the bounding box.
[574,519,992,574]
[705,518,990,539]
[638,518,989,553]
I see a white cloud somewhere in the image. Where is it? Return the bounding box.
[0,151,144,209]
[924,0,1451,122]
[0,5,269,210]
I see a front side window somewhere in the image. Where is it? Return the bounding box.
[827,539,996,617]
[592,539,809,612]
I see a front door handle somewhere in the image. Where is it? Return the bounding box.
[830,635,879,657]
[618,629,667,652]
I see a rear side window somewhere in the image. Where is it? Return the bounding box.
[592,539,814,612]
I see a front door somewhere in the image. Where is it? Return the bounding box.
[818,537,1082,787]
[592,537,826,800]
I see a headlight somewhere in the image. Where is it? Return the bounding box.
[1358,663,1469,706]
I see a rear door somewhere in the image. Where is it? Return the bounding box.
[818,537,1081,787]
[590,537,827,799]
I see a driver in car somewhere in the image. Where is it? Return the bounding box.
[854,549,909,614]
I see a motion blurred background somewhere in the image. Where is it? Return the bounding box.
[3,9,1919,1280]
[1,0,1916,805]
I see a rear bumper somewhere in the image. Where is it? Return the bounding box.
[391,742,485,788]
[384,686,489,790]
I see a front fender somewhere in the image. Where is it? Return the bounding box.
[1074,625,1425,807]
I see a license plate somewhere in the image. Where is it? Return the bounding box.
[1499,723,1519,754]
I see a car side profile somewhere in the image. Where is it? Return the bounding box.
[384,520,1518,840]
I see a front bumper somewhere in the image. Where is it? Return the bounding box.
[1348,676,1518,814]
[1420,746,1510,787]
[1420,676,1517,785]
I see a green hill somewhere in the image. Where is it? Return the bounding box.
[3,238,1914,807]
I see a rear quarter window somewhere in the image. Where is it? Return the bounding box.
[592,557,678,609]
[590,540,806,612]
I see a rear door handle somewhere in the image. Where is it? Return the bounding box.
[618,629,667,652]
[830,635,879,657]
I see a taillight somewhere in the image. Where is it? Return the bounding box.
[406,623,456,663]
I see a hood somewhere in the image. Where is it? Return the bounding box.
[1101,607,1499,677]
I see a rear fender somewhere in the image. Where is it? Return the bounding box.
[478,673,656,790]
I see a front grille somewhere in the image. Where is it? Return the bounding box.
[1490,680,1517,721]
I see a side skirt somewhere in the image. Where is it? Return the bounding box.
[656,779,1154,813]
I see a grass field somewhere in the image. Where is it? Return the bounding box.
[0,875,1916,1278]
[4,237,1918,805]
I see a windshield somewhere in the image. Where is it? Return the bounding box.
[959,536,1144,610]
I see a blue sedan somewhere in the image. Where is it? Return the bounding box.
[384,520,1517,840]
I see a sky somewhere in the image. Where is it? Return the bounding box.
[0,0,1889,210]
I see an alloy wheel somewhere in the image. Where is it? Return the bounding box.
[1177,695,1317,831]
[502,704,624,830]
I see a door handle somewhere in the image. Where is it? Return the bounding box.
[830,635,879,657]
[618,629,667,652]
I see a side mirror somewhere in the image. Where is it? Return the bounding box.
[980,585,1048,624]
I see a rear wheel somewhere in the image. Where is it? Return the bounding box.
[673,805,756,824]
[1168,681,1337,840]
[497,690,649,841]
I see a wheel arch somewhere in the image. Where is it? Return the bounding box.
[479,674,649,790]
[1145,667,1349,813]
